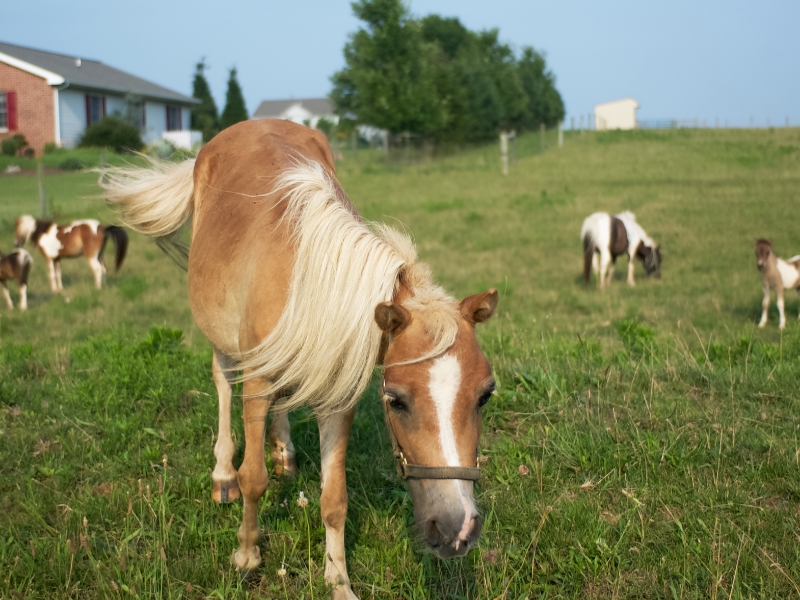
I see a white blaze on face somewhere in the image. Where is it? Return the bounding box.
[428,354,463,467]
[428,353,478,549]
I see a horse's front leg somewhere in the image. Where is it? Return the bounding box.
[1,281,13,309]
[777,286,786,329]
[269,411,298,476]
[598,250,611,290]
[317,406,358,600]
[627,255,636,286]
[46,258,58,292]
[758,284,770,328]
[211,349,239,503]
[233,376,272,571]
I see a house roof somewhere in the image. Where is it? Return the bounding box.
[252,98,334,119]
[0,41,198,105]
[594,97,639,110]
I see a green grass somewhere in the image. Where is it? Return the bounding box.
[2,128,800,598]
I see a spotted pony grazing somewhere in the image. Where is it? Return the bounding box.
[100,119,498,599]
[581,211,662,289]
[755,238,800,329]
[15,216,128,291]
[0,248,32,310]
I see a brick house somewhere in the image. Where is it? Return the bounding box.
[0,41,199,155]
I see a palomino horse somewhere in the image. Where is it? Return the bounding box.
[581,211,662,289]
[100,119,498,598]
[755,238,800,329]
[15,216,128,291]
[0,248,33,310]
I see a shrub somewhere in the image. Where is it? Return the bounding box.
[43,142,59,154]
[79,117,143,153]
[58,157,84,171]
[1,134,29,156]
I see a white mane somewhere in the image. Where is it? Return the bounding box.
[234,161,459,414]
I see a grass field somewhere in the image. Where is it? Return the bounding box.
[1,128,800,599]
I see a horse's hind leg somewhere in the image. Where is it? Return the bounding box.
[211,349,240,503]
[269,412,297,476]
[598,250,611,289]
[233,375,272,571]
[627,255,636,286]
[317,406,358,600]
[88,255,104,289]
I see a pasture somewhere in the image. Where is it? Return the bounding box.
[1,127,800,599]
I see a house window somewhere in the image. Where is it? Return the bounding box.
[166,105,182,131]
[85,94,106,125]
[0,92,7,129]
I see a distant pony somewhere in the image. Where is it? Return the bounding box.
[581,211,662,289]
[15,216,127,291]
[0,248,32,310]
[755,238,800,329]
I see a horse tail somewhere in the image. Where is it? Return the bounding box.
[98,158,195,268]
[102,226,129,272]
[582,234,594,282]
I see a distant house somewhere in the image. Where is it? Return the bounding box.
[594,98,639,131]
[0,41,200,154]
[252,98,338,129]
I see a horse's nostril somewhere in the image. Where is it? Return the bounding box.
[424,520,444,546]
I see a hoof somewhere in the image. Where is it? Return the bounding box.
[331,584,359,600]
[271,450,298,476]
[233,546,261,571]
[211,478,241,504]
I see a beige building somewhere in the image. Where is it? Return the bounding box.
[594,98,639,130]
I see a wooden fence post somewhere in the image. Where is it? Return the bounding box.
[499,131,508,175]
[37,157,47,219]
[540,123,545,152]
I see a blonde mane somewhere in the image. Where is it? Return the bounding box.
[234,161,459,414]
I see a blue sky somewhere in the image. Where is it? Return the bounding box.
[6,0,799,127]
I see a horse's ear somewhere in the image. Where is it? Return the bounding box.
[460,289,499,325]
[375,302,411,336]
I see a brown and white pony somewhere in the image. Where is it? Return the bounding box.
[15,216,128,291]
[755,238,800,329]
[581,211,662,289]
[100,119,497,598]
[0,248,32,310]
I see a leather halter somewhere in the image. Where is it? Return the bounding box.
[380,381,481,481]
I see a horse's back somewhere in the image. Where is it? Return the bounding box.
[188,120,342,355]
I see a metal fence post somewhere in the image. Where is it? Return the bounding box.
[499,131,509,175]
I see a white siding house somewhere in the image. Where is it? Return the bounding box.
[594,98,639,131]
[252,98,338,129]
[0,40,200,149]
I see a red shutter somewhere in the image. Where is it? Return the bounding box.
[7,91,18,130]
[85,94,91,126]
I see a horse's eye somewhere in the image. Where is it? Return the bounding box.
[384,394,407,411]
[478,386,495,408]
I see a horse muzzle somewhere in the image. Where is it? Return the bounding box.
[409,479,482,558]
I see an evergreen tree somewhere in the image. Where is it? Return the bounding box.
[220,67,249,130]
[191,58,219,143]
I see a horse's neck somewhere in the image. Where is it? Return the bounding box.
[31,219,54,243]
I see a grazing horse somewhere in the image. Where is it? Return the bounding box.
[0,248,32,310]
[755,238,800,329]
[15,216,128,291]
[581,211,662,289]
[100,119,498,598]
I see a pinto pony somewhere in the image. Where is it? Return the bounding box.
[100,120,498,597]
[581,211,662,289]
[15,216,128,291]
[755,238,800,329]
[0,248,32,310]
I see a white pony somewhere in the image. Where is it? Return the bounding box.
[581,211,662,289]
